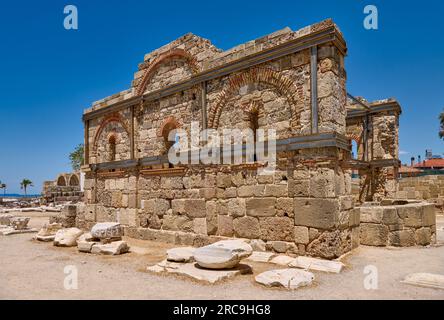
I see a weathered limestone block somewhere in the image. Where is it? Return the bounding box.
[118,208,137,227]
[36,223,63,242]
[264,184,288,197]
[217,215,233,237]
[233,216,260,239]
[360,224,388,246]
[294,226,309,244]
[226,198,246,218]
[288,179,309,197]
[238,185,265,198]
[246,198,276,217]
[388,229,416,247]
[276,198,294,217]
[193,218,208,235]
[415,227,432,245]
[91,241,129,255]
[54,228,84,247]
[91,222,123,239]
[260,217,294,242]
[306,229,351,259]
[309,168,336,198]
[270,241,289,253]
[294,198,339,229]
[172,199,206,218]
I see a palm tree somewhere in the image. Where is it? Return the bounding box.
[0,182,6,196]
[439,111,444,139]
[20,179,33,197]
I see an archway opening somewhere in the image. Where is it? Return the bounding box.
[57,176,66,187]
[108,135,116,161]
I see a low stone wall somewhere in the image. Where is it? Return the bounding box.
[396,175,444,200]
[358,200,436,247]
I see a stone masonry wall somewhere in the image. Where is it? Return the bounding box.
[396,175,444,201]
[82,20,356,259]
[359,200,436,247]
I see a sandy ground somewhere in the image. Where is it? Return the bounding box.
[1,211,444,300]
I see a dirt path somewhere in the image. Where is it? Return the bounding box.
[1,213,444,300]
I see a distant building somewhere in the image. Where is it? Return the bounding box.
[414,158,444,170]
[399,165,421,178]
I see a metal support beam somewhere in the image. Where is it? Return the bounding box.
[130,104,135,159]
[201,81,207,131]
[310,46,318,134]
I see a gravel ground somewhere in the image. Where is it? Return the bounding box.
[0,212,443,300]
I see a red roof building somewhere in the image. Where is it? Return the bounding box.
[414,159,444,170]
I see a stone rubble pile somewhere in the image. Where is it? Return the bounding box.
[148,238,344,288]
[77,222,129,255]
[34,220,130,256]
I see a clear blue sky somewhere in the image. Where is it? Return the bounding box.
[0,0,443,194]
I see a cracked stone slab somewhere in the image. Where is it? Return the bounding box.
[245,251,276,263]
[194,239,253,269]
[147,260,252,284]
[289,256,345,273]
[269,255,297,266]
[401,273,444,290]
[255,269,315,290]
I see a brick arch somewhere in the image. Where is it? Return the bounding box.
[56,175,67,187]
[158,116,182,139]
[92,113,130,153]
[207,67,304,130]
[69,174,79,186]
[136,49,199,96]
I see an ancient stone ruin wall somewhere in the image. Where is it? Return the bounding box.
[42,173,83,204]
[358,200,436,247]
[80,20,359,259]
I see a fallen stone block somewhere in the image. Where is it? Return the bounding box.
[245,251,276,263]
[35,223,63,242]
[288,256,344,273]
[194,239,253,269]
[54,228,83,247]
[10,217,30,230]
[91,222,123,240]
[147,260,252,284]
[0,214,13,226]
[78,240,97,253]
[167,247,196,263]
[90,241,129,255]
[255,269,315,290]
[401,273,444,290]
